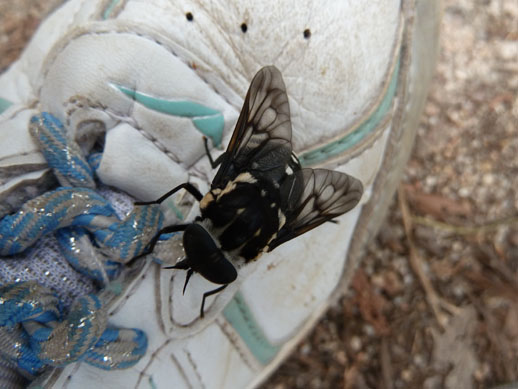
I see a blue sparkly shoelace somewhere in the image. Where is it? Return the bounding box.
[0,113,167,383]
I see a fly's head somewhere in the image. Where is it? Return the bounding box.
[172,223,237,286]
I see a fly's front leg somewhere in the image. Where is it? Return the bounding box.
[135,183,203,205]
[127,223,189,266]
[203,136,226,169]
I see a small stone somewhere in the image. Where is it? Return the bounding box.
[413,354,426,367]
[482,173,495,185]
[453,283,466,298]
[425,176,438,187]
[363,324,375,337]
[452,241,463,251]
[458,187,470,197]
[350,336,362,351]
[424,376,442,389]
[300,343,311,355]
[401,368,413,382]
[496,41,518,60]
[474,362,491,381]
[336,350,347,365]
[403,273,414,285]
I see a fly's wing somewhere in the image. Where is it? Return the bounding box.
[268,168,363,251]
[212,66,293,188]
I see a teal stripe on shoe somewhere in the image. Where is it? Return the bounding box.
[299,57,400,166]
[223,292,280,365]
[115,84,224,147]
[102,0,120,19]
[0,97,13,114]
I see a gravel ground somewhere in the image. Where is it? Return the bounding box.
[1,1,517,388]
[0,1,63,72]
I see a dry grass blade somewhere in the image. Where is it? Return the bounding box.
[398,185,460,329]
[412,214,518,235]
[380,337,393,389]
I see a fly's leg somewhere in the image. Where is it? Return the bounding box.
[203,136,226,168]
[135,183,203,206]
[200,284,228,318]
[127,224,189,266]
[163,262,194,295]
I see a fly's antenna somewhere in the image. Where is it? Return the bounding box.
[183,269,194,295]
[164,258,194,295]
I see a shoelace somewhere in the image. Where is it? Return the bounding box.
[0,112,166,380]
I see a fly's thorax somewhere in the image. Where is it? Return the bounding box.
[199,174,283,263]
[216,172,258,198]
[200,189,221,210]
[199,172,257,211]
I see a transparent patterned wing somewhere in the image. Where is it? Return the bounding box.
[268,168,363,250]
[212,66,293,187]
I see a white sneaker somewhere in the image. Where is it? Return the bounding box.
[0,0,440,388]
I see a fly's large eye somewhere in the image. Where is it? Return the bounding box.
[183,224,237,284]
[183,224,219,259]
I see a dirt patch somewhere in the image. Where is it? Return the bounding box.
[0,1,62,72]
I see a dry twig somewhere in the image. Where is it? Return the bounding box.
[380,337,394,389]
[412,214,518,235]
[398,185,460,329]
